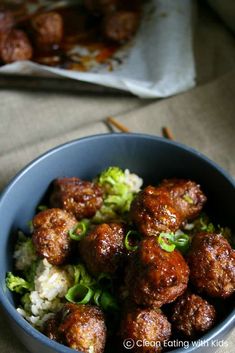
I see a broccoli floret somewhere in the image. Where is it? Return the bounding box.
[98,167,125,188]
[94,167,141,222]
[6,272,32,294]
[21,292,31,312]
[23,260,38,288]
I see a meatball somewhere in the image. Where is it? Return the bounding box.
[44,315,63,343]
[0,29,33,64]
[125,237,189,307]
[31,12,63,47]
[102,11,140,42]
[130,179,206,237]
[171,292,216,337]
[130,186,182,237]
[79,223,125,276]
[0,10,14,32]
[84,0,118,14]
[50,177,103,220]
[187,232,235,298]
[120,307,171,353]
[158,179,207,221]
[45,303,107,353]
[32,208,77,265]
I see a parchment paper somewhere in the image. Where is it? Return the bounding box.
[0,0,195,98]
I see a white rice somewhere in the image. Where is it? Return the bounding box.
[184,222,195,230]
[35,259,73,301]
[124,169,143,193]
[17,259,74,328]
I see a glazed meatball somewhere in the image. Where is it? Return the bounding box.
[171,292,216,337]
[102,11,140,42]
[0,29,33,64]
[130,179,206,237]
[45,303,107,353]
[50,177,103,220]
[79,223,125,276]
[158,179,207,221]
[31,12,63,47]
[44,316,63,343]
[84,0,118,14]
[120,308,171,353]
[130,186,182,237]
[187,232,235,298]
[0,10,14,32]
[32,208,77,265]
[125,237,189,307]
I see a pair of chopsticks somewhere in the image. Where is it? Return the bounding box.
[106,117,174,140]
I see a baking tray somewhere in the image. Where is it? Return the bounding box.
[0,73,131,95]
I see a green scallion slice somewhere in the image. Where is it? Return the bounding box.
[65,283,94,304]
[124,230,140,251]
[27,220,34,233]
[158,233,176,252]
[69,221,88,241]
[100,291,119,311]
[93,289,102,306]
[174,233,190,253]
[97,273,112,289]
[37,205,48,211]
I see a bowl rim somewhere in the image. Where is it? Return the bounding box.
[0,132,234,353]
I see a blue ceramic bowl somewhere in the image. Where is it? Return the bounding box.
[0,133,234,353]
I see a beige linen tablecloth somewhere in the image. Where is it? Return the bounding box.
[0,70,235,353]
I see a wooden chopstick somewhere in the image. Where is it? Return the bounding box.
[106,117,174,140]
[106,116,130,133]
[162,126,174,140]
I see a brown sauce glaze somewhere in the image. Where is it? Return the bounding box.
[0,1,142,70]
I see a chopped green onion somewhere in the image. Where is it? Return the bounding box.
[93,289,102,306]
[72,264,94,286]
[158,233,176,252]
[174,233,190,253]
[65,283,94,304]
[206,223,215,232]
[27,220,34,233]
[73,265,81,285]
[21,292,30,307]
[69,221,89,241]
[200,217,215,232]
[218,225,232,243]
[183,194,194,204]
[97,273,112,289]
[37,205,48,211]
[66,260,119,312]
[23,260,38,285]
[158,232,190,253]
[124,230,140,251]
[100,291,119,311]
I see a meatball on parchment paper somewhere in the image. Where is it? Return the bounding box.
[0,0,195,98]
